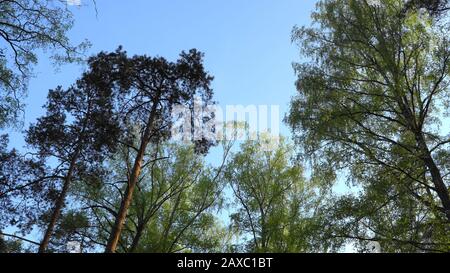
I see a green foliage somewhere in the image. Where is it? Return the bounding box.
[225,138,334,252]
[74,141,230,253]
[0,0,90,128]
[287,0,450,251]
[128,144,227,253]
[3,0,450,254]
[329,167,450,252]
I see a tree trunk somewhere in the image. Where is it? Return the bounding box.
[38,154,78,253]
[128,224,144,253]
[416,132,450,222]
[105,102,159,253]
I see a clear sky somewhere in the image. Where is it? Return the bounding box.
[5,0,318,150]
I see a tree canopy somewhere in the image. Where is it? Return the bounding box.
[1,0,449,254]
[225,138,335,252]
[287,0,450,251]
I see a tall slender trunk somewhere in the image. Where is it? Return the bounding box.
[105,102,159,253]
[416,132,450,222]
[38,151,79,253]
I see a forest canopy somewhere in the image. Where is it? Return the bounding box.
[0,0,449,253]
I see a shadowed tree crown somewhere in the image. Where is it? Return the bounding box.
[88,47,216,253]
[85,47,215,153]
[25,60,122,252]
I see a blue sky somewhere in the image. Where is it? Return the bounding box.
[5,0,318,150]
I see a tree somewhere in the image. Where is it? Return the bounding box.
[89,48,215,253]
[224,137,329,253]
[124,143,229,253]
[0,0,90,128]
[287,0,450,250]
[69,140,232,253]
[26,59,121,252]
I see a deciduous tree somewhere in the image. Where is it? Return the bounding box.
[0,0,90,128]
[287,0,450,250]
[225,138,329,252]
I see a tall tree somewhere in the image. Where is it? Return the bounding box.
[26,61,120,252]
[0,0,90,128]
[89,48,215,253]
[224,138,329,253]
[287,0,450,249]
